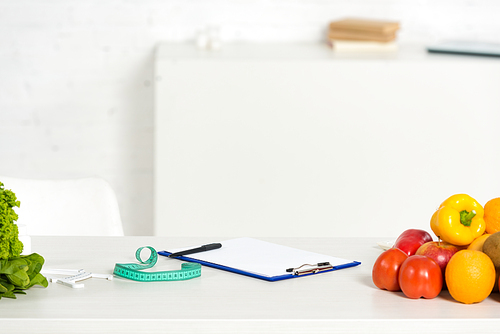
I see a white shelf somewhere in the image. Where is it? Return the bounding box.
[154,42,500,238]
[156,42,499,62]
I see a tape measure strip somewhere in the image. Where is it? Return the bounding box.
[113,246,201,282]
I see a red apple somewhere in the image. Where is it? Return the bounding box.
[415,241,459,275]
[394,229,433,256]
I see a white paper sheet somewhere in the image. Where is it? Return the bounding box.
[166,237,357,278]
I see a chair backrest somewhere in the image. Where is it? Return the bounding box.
[0,176,124,236]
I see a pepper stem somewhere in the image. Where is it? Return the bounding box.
[459,210,476,227]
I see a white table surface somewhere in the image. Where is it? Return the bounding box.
[2,236,500,333]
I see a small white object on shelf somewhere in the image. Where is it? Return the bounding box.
[196,25,222,51]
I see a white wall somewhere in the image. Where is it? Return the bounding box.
[1,0,499,236]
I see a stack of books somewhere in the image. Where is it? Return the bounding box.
[327,18,400,52]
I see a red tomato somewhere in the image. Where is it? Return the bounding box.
[372,248,408,291]
[398,255,443,299]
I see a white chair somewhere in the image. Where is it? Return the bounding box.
[0,176,124,236]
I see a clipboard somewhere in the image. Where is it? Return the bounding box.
[158,237,361,282]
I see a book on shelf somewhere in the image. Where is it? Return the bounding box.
[327,18,400,52]
[329,18,400,35]
[427,40,500,57]
[328,30,396,43]
[327,39,398,52]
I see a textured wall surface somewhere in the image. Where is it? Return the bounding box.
[1,0,499,235]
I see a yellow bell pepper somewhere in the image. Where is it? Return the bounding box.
[430,194,485,246]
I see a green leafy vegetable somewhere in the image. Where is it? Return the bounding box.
[0,182,48,299]
[0,254,48,299]
[0,182,23,259]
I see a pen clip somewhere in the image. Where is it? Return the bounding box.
[286,262,333,276]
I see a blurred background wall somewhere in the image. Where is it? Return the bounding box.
[1,0,499,235]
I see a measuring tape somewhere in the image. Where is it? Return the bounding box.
[113,246,201,282]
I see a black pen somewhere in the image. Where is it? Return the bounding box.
[168,243,222,258]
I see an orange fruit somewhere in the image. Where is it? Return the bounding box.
[445,250,495,304]
[467,234,491,252]
[484,198,500,234]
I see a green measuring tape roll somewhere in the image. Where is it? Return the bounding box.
[113,246,201,282]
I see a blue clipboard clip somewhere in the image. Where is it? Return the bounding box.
[286,262,333,276]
